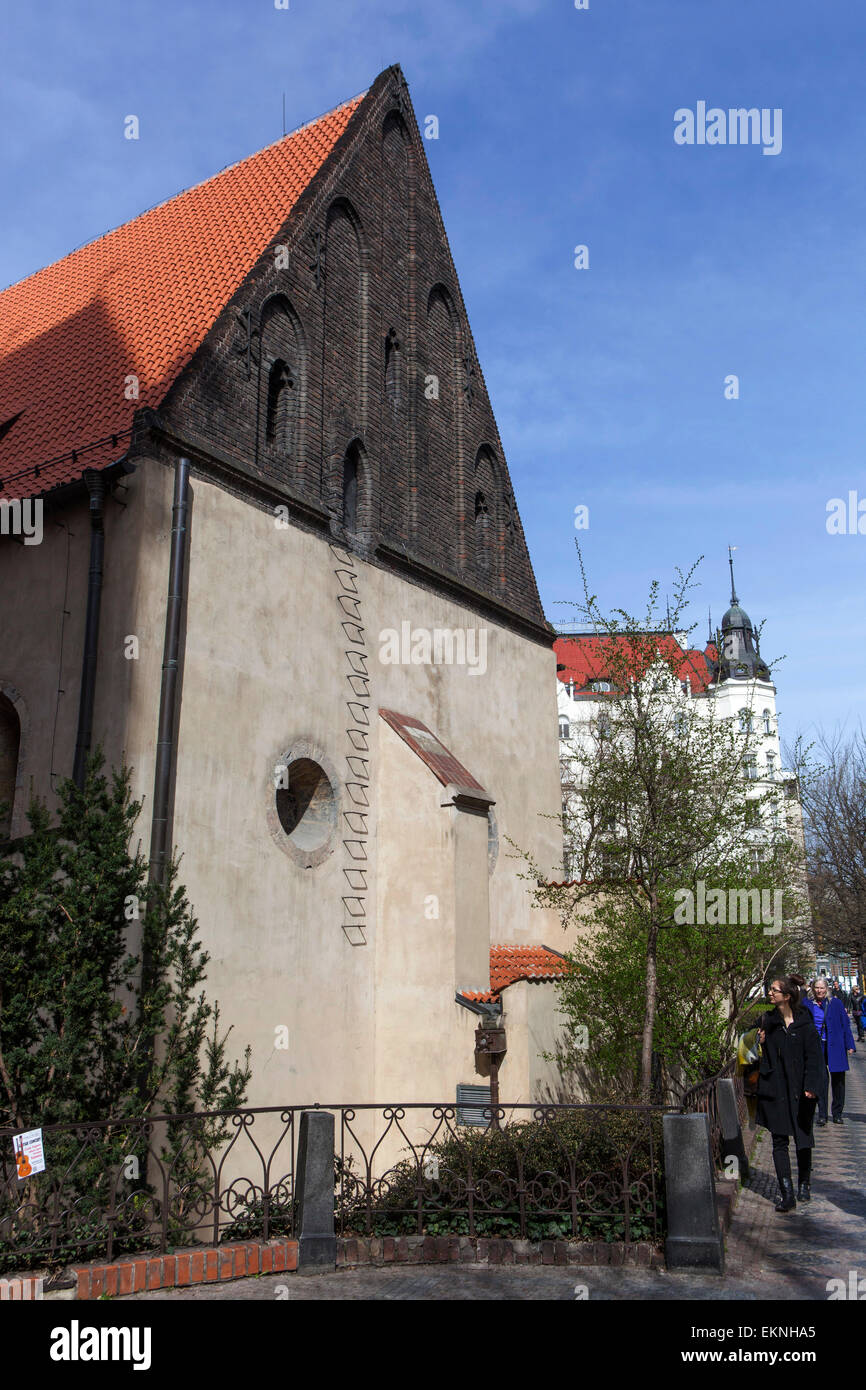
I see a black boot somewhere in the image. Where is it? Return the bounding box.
[797,1180,811,1202]
[774,1178,797,1212]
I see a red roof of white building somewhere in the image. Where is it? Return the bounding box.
[555,633,717,696]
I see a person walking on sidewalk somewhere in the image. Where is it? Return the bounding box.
[756,977,824,1212]
[804,977,856,1125]
[850,986,864,1043]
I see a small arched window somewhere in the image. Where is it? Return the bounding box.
[0,693,21,840]
[739,710,752,733]
[342,445,360,533]
[763,709,772,736]
[384,327,402,410]
[474,491,490,573]
[265,358,297,453]
[766,751,776,780]
[559,716,570,740]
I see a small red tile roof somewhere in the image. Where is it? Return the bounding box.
[555,633,715,695]
[460,944,569,1003]
[0,92,365,498]
[379,708,493,806]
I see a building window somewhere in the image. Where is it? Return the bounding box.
[597,713,611,741]
[384,327,402,409]
[342,445,360,532]
[559,716,570,740]
[744,754,758,782]
[766,751,776,780]
[265,358,297,453]
[739,710,752,734]
[763,710,772,736]
[276,758,337,852]
[591,680,611,693]
[474,491,490,574]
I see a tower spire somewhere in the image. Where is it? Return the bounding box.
[728,545,738,606]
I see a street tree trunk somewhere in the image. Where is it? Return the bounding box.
[641,919,659,1102]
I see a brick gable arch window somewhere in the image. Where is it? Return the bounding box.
[474,490,491,575]
[472,445,501,586]
[265,358,296,448]
[258,293,306,477]
[337,437,372,541]
[384,327,402,410]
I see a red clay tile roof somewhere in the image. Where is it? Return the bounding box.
[0,93,364,499]
[555,634,715,695]
[379,709,493,805]
[460,944,569,1003]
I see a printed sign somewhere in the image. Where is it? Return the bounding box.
[13,1129,46,1180]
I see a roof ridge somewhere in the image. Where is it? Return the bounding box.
[0,90,368,300]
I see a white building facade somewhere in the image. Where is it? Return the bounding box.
[554,561,801,874]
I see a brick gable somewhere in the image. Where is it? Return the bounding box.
[155,65,547,633]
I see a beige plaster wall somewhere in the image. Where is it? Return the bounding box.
[0,460,172,838]
[162,470,563,1108]
[1,459,565,1118]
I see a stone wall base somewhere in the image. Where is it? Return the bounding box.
[336,1235,663,1268]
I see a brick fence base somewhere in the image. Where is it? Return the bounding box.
[336,1235,663,1268]
[70,1238,298,1299]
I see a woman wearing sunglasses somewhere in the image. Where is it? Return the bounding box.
[756,975,824,1212]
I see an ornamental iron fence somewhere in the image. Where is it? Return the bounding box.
[0,1099,675,1271]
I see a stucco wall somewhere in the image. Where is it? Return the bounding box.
[160,469,562,1107]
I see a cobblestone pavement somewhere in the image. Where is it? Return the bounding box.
[724,1049,866,1297]
[127,1054,865,1301]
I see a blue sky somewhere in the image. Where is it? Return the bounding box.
[2,0,864,748]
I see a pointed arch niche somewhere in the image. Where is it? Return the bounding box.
[259,294,306,485]
[472,445,501,587]
[420,283,460,562]
[324,199,368,437]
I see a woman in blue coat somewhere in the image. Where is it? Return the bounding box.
[803,977,856,1124]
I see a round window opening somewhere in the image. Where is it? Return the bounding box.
[276,758,337,853]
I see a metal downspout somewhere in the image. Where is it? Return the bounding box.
[147,456,190,891]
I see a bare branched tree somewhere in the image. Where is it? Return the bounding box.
[796,728,866,981]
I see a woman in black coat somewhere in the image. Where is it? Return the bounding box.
[756,976,824,1212]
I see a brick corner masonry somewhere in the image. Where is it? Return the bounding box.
[73,1239,298,1299]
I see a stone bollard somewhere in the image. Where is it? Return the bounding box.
[295,1110,336,1274]
[663,1113,724,1273]
[717,1077,749,1184]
